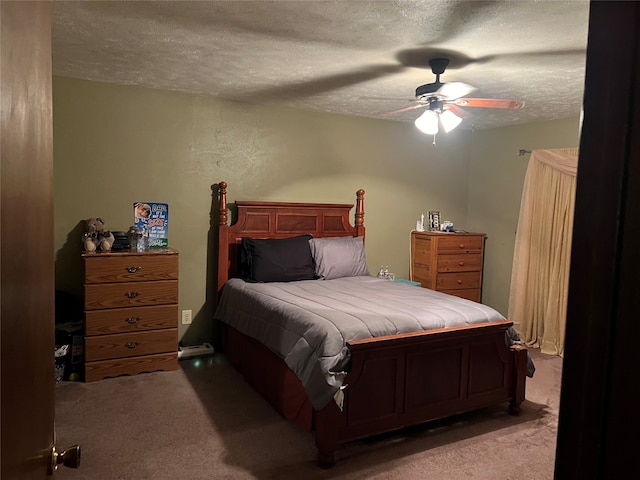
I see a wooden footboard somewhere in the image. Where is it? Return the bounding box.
[314,320,527,466]
[222,321,527,467]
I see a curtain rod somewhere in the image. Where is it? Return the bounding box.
[518,149,532,156]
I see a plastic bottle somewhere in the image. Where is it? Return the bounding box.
[138,225,149,252]
[127,226,138,252]
[377,266,389,279]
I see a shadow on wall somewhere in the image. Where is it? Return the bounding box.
[179,182,223,348]
[55,220,86,300]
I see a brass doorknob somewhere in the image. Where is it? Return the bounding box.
[50,444,81,472]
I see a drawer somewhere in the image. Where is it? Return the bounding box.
[85,280,178,310]
[84,352,178,382]
[412,237,432,266]
[436,272,481,290]
[437,236,484,254]
[85,328,178,362]
[437,253,483,273]
[84,253,178,284]
[411,266,434,289]
[440,288,481,302]
[85,304,178,336]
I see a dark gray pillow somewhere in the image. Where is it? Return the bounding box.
[241,235,315,283]
[309,236,369,280]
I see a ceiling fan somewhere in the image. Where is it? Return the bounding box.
[387,58,525,136]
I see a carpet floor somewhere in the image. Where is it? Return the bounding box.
[55,348,561,479]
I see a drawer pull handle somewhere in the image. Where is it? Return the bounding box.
[457,279,463,284]
[458,261,465,266]
[126,291,140,298]
[125,342,139,349]
[127,266,142,273]
[458,244,465,249]
[126,317,140,324]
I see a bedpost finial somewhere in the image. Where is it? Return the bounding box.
[218,181,228,226]
[355,189,365,229]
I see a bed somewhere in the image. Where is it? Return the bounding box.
[213,181,529,467]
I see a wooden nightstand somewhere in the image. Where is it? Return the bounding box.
[410,231,486,302]
[82,248,179,382]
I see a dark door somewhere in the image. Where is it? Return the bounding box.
[1,1,58,477]
[555,2,640,478]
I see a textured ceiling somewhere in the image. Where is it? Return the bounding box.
[51,0,590,130]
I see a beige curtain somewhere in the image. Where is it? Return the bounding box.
[508,148,578,356]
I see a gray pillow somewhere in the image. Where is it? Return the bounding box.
[309,236,369,280]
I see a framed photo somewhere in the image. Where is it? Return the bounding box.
[428,211,440,231]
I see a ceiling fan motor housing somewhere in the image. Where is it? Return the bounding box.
[429,58,449,75]
[415,58,451,99]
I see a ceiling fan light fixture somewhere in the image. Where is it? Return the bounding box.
[440,109,463,132]
[415,109,439,135]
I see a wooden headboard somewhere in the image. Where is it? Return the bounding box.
[216,181,365,295]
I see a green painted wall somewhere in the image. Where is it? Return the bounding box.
[53,76,581,341]
[53,76,473,344]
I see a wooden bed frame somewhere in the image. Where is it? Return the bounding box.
[215,181,528,467]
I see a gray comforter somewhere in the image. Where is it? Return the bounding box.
[214,276,512,410]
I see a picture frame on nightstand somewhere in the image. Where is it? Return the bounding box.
[428,211,440,231]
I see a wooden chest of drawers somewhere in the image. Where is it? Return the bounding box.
[82,249,179,382]
[410,231,486,302]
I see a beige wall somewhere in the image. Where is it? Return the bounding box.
[467,118,581,316]
[53,76,473,343]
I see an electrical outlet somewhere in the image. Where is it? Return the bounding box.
[181,309,192,325]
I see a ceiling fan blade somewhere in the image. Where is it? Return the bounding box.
[438,82,477,100]
[444,103,471,119]
[453,98,525,109]
[382,103,427,115]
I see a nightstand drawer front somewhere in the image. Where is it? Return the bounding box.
[440,288,481,302]
[84,254,178,284]
[85,328,178,362]
[437,236,484,253]
[85,280,178,310]
[436,272,481,290]
[85,305,178,336]
[437,254,483,273]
